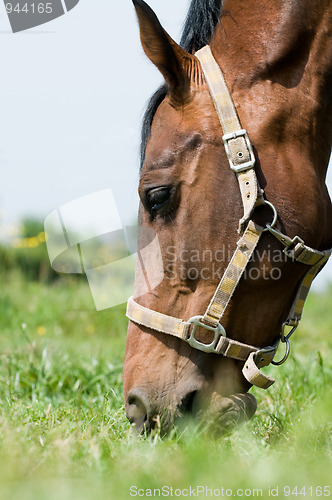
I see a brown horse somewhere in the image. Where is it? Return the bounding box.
[123,0,332,434]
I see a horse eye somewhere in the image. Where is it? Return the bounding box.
[146,186,172,216]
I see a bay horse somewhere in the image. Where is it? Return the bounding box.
[123,0,332,434]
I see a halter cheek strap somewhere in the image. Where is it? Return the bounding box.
[195,46,265,233]
[126,45,332,390]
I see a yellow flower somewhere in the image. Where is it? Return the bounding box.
[38,232,46,243]
[28,237,39,248]
[37,326,46,336]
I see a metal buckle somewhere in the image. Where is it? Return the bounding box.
[186,316,226,354]
[254,346,278,368]
[283,236,305,259]
[222,129,255,173]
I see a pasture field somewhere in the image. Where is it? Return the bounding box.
[1,267,332,500]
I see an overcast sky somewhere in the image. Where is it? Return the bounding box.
[0,0,331,287]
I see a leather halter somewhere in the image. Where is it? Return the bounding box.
[126,45,332,390]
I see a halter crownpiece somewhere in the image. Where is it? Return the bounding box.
[126,45,332,390]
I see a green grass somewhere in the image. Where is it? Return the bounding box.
[1,270,332,499]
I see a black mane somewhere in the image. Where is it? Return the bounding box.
[139,0,222,169]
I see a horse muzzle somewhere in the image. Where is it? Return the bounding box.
[126,386,257,435]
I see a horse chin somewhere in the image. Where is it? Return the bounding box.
[172,391,257,437]
[194,392,258,436]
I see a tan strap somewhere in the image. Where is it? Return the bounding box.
[287,254,330,326]
[203,220,263,327]
[126,296,190,340]
[195,45,263,232]
[266,225,332,326]
[242,352,276,389]
[267,225,332,266]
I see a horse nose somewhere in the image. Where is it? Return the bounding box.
[126,387,200,433]
[178,390,198,415]
[126,389,151,433]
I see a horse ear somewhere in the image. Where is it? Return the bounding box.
[132,0,196,101]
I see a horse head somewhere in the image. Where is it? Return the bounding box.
[123,0,332,434]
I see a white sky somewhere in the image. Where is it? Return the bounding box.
[0,0,331,288]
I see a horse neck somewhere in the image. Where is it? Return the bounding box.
[210,0,332,178]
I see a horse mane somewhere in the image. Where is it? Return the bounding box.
[139,0,223,169]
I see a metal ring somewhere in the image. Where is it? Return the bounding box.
[262,200,278,232]
[271,337,291,366]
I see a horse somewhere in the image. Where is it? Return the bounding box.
[123,0,332,434]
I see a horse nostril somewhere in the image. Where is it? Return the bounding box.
[126,389,150,433]
[178,390,198,415]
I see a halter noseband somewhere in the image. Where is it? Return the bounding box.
[126,46,332,390]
